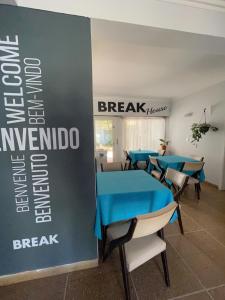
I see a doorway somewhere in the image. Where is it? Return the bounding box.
[94,117,122,163]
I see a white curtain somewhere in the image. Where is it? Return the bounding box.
[123,117,165,151]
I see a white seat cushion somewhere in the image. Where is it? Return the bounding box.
[125,234,166,272]
[188,177,199,184]
[108,222,167,272]
[151,170,161,179]
[108,223,166,272]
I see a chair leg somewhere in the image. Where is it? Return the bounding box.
[119,245,131,300]
[145,160,149,171]
[98,239,103,262]
[133,162,138,170]
[194,183,201,200]
[161,250,170,287]
[101,226,107,261]
[194,183,197,193]
[197,183,201,200]
[176,205,184,235]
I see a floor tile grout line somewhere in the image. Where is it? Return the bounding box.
[205,282,225,300]
[168,237,216,300]
[181,207,209,228]
[202,228,225,249]
[167,288,208,300]
[206,283,225,291]
[63,273,69,300]
[181,209,203,227]
[165,229,204,238]
[130,200,224,300]
[207,291,214,300]
[130,273,140,300]
[168,207,224,300]
[182,208,225,249]
[168,239,207,291]
[168,282,225,300]
[180,208,204,231]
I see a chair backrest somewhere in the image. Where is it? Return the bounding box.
[123,150,132,161]
[165,168,188,188]
[164,168,189,201]
[132,202,177,239]
[101,162,123,172]
[189,155,204,162]
[158,149,166,156]
[123,150,128,159]
[182,161,204,172]
[149,156,161,170]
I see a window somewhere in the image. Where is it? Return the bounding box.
[123,117,165,151]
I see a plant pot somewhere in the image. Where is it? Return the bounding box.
[161,145,167,150]
[191,122,218,144]
[198,124,210,134]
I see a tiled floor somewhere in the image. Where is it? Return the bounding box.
[0,183,224,300]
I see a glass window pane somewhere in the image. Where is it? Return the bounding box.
[123,118,165,151]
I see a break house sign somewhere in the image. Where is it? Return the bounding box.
[0,5,96,276]
[94,98,170,116]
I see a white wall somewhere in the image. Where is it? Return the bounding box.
[167,82,225,189]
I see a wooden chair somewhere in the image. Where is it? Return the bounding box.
[149,156,164,180]
[104,202,177,300]
[181,161,205,200]
[135,161,148,170]
[158,149,166,156]
[161,168,189,235]
[123,150,132,170]
[189,155,204,162]
[101,162,124,172]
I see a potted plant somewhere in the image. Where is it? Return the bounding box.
[191,123,218,144]
[159,138,169,150]
[190,108,218,144]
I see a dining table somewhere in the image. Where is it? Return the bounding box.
[128,150,159,165]
[95,170,176,240]
[148,155,205,182]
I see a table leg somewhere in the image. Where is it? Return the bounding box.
[98,225,107,262]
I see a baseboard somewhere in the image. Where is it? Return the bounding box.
[204,181,218,189]
[0,258,98,287]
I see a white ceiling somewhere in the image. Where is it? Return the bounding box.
[4,0,225,101]
[92,19,225,101]
[161,0,225,12]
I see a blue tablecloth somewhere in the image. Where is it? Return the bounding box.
[95,170,176,239]
[148,155,205,182]
[129,150,158,163]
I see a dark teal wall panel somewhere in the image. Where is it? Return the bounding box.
[0,5,96,276]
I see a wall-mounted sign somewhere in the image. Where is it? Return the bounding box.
[94,98,170,117]
[0,5,96,276]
